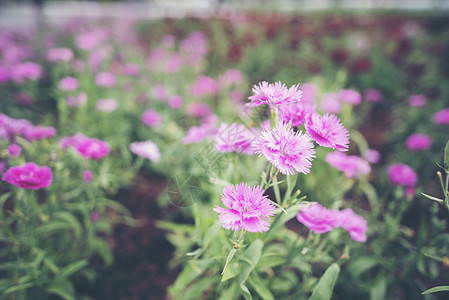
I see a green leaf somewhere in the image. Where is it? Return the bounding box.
[308,263,340,300]
[202,221,221,250]
[91,240,113,265]
[421,193,444,204]
[240,284,253,300]
[268,204,302,234]
[369,277,387,300]
[170,259,214,295]
[218,281,239,300]
[238,239,263,286]
[422,285,449,295]
[3,282,34,296]
[221,261,239,282]
[0,192,11,218]
[248,273,275,300]
[257,253,287,269]
[347,257,378,278]
[444,140,449,172]
[221,248,237,275]
[47,279,75,300]
[54,211,83,239]
[183,275,220,300]
[59,259,89,278]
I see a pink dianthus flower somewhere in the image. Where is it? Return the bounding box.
[405,133,432,151]
[7,143,22,158]
[129,140,161,162]
[213,183,276,232]
[296,203,339,234]
[433,108,449,125]
[338,208,368,242]
[279,102,316,127]
[186,102,211,118]
[141,110,162,127]
[339,89,361,105]
[59,77,78,91]
[305,113,349,151]
[214,123,256,155]
[387,163,417,187]
[95,72,116,88]
[2,162,53,190]
[326,151,371,178]
[247,81,302,108]
[75,138,110,160]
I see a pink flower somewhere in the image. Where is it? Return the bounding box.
[129,140,161,162]
[408,94,427,107]
[363,149,381,164]
[433,108,449,125]
[190,75,219,98]
[83,170,93,183]
[75,138,110,160]
[2,162,53,190]
[12,62,42,83]
[219,69,243,87]
[254,122,315,175]
[339,89,361,105]
[305,113,349,151]
[186,102,211,118]
[279,102,316,127]
[214,123,256,155]
[301,83,319,104]
[59,132,87,149]
[183,123,218,144]
[0,66,10,84]
[387,163,417,187]
[96,98,118,112]
[67,92,87,107]
[59,77,78,91]
[247,81,302,108]
[296,203,339,234]
[326,152,371,178]
[7,143,22,158]
[405,133,432,151]
[47,48,73,62]
[168,95,183,109]
[24,126,57,142]
[90,211,100,222]
[95,72,116,88]
[141,110,162,127]
[338,208,367,242]
[320,93,342,114]
[124,63,140,76]
[14,93,33,105]
[73,59,85,72]
[76,29,107,51]
[151,85,168,101]
[230,90,243,103]
[213,183,276,232]
[364,88,382,103]
[0,114,32,140]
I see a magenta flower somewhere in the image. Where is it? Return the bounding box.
[186,102,211,118]
[405,133,432,151]
[59,77,78,91]
[96,98,118,112]
[124,63,140,76]
[326,152,371,178]
[214,123,256,155]
[254,122,315,175]
[151,85,168,101]
[247,81,302,108]
[183,123,218,145]
[74,138,110,160]
[95,72,116,88]
[0,114,32,140]
[83,170,93,183]
[12,62,42,83]
[219,69,243,87]
[433,108,449,125]
[297,203,339,234]
[364,88,382,103]
[67,92,87,107]
[339,89,361,105]
[363,149,381,164]
[141,110,162,127]
[24,126,57,142]
[59,132,88,149]
[213,183,276,232]
[169,95,183,109]
[387,163,417,187]
[338,208,367,242]
[129,140,161,162]
[299,83,319,104]
[14,93,34,105]
[2,162,53,190]
[7,143,22,158]
[305,113,349,151]
[190,75,219,98]
[90,210,100,222]
[320,93,342,114]
[47,48,73,62]
[279,102,316,127]
[408,94,427,107]
[230,90,243,103]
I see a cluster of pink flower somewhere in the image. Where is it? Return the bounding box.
[60,132,110,160]
[0,114,56,142]
[297,203,367,242]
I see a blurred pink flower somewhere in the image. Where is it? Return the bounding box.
[59,77,78,91]
[2,162,53,190]
[326,151,371,178]
[124,63,140,76]
[7,143,22,158]
[300,83,319,104]
[129,140,161,162]
[24,126,57,142]
[387,163,417,187]
[254,121,315,175]
[339,89,361,105]
[75,138,110,160]
[76,29,108,51]
[190,75,219,98]
[296,203,339,234]
[219,69,243,87]
[183,123,218,144]
[363,149,381,164]
[186,102,211,118]
[95,72,116,88]
[214,123,256,155]
[12,62,42,83]
[230,90,243,103]
[67,92,87,107]
[151,85,168,101]
[84,170,93,183]
[47,48,73,62]
[321,93,342,114]
[305,113,349,151]
[338,208,367,242]
[141,110,162,127]
[73,59,85,72]
[96,98,118,112]
[90,210,100,222]
[407,94,427,107]
[279,102,316,127]
[433,108,449,125]
[213,183,276,232]
[405,133,432,151]
[364,88,383,103]
[168,95,183,109]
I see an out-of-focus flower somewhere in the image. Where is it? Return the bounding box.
[0,66,10,84]
[387,163,417,187]
[75,138,110,160]
[186,102,211,118]
[363,149,381,164]
[230,90,243,103]
[84,170,93,183]
[405,133,432,151]
[95,72,116,88]
[12,62,42,83]
[47,47,73,62]
[301,83,319,104]
[1,162,53,190]
[76,29,108,51]
[151,85,168,101]
[219,69,243,88]
[433,108,449,125]
[339,89,361,105]
[96,98,118,112]
[338,208,367,242]
[279,102,316,127]
[364,88,383,103]
[59,77,78,91]
[320,93,342,114]
[7,143,22,158]
[247,81,302,108]
[90,210,100,222]
[183,122,218,145]
[24,126,57,142]
[326,151,371,178]
[168,95,183,109]
[296,203,339,234]
[123,63,140,76]
[213,183,276,232]
[73,59,85,72]
[67,92,87,107]
[190,75,219,98]
[14,93,33,105]
[305,113,349,151]
[214,123,256,154]
[141,110,162,127]
[129,140,161,162]
[254,121,315,175]
[407,94,427,107]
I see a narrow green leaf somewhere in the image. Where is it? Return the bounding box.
[421,193,444,204]
[218,281,239,300]
[47,279,75,300]
[240,284,253,300]
[444,140,449,172]
[308,263,340,300]
[59,259,89,278]
[54,211,83,239]
[221,248,237,275]
[423,252,443,262]
[3,282,34,296]
[369,277,387,300]
[238,239,263,286]
[248,273,275,300]
[422,285,449,295]
[221,261,239,282]
[202,221,221,250]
